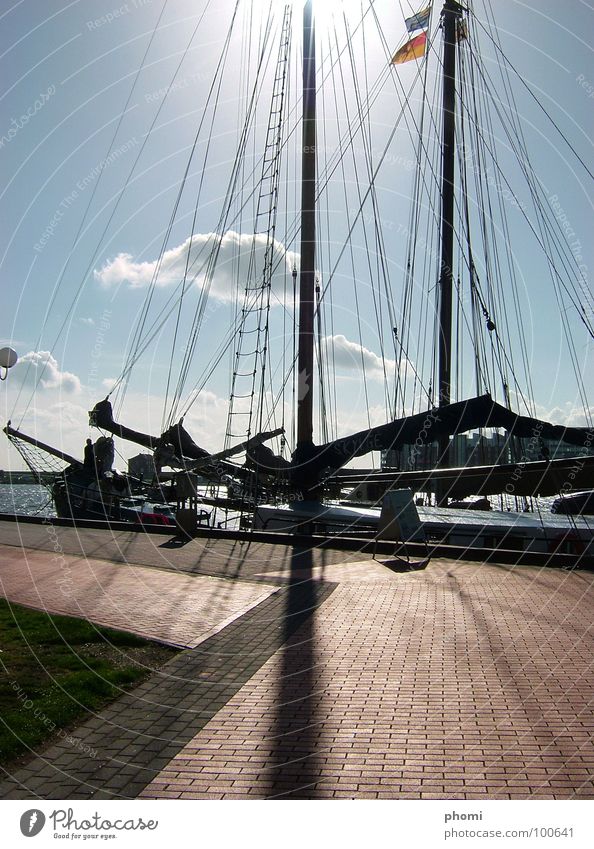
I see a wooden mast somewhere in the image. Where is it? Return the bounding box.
[437,0,463,504]
[293,0,317,490]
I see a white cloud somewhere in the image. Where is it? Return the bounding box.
[538,403,594,429]
[27,400,88,431]
[1,400,91,469]
[94,230,299,303]
[508,390,594,429]
[79,317,95,327]
[101,377,117,392]
[11,350,81,394]
[323,334,396,377]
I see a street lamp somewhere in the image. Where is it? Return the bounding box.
[0,347,18,380]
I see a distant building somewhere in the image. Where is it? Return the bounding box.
[128,453,156,480]
[382,431,593,471]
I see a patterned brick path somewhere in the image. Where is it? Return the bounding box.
[0,544,278,647]
[0,520,369,581]
[0,521,592,800]
[0,582,335,800]
[140,563,594,799]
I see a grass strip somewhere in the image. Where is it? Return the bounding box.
[0,599,177,766]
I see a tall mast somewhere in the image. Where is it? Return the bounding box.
[296,0,316,455]
[437,0,463,503]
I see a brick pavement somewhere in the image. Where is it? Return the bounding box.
[0,543,278,647]
[139,562,594,799]
[0,521,592,800]
[0,582,336,799]
[0,519,370,580]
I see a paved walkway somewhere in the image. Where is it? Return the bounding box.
[0,544,278,648]
[0,520,592,799]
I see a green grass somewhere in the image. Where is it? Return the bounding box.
[0,599,177,766]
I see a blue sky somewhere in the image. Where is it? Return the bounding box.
[1,0,592,471]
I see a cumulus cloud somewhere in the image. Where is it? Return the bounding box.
[93,230,299,303]
[538,403,594,429]
[323,334,396,377]
[11,351,81,394]
[508,390,593,429]
[79,317,95,327]
[1,399,91,468]
[26,400,89,430]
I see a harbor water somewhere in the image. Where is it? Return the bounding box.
[0,484,56,518]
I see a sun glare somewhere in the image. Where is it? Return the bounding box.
[312,0,361,27]
[266,0,361,29]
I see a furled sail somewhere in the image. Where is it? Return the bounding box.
[161,420,210,462]
[90,399,160,452]
[310,394,592,472]
[282,394,593,488]
[89,398,209,461]
[89,398,286,473]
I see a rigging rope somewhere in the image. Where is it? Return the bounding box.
[115,0,242,416]
[12,0,176,424]
[224,4,292,451]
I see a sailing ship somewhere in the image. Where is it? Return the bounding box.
[5,1,593,555]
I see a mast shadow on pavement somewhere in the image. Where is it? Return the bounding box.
[266,544,326,799]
